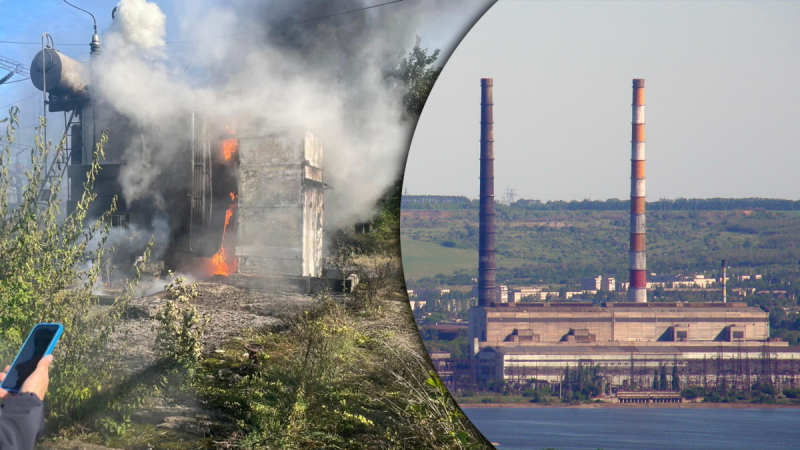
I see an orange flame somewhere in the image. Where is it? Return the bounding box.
[223,139,238,161]
[211,246,234,276]
[210,192,239,276]
[223,208,233,230]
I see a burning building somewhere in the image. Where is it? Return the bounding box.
[235,128,324,278]
[29,36,326,285]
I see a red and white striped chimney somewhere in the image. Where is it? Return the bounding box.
[629,79,647,303]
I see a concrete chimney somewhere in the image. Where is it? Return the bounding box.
[629,79,647,303]
[478,78,496,307]
[722,260,727,303]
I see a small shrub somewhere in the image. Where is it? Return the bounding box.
[153,274,206,370]
[783,388,800,399]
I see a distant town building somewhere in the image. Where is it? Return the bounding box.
[509,287,542,302]
[496,285,508,303]
[417,288,450,297]
[602,277,616,292]
[647,274,718,289]
[582,275,615,292]
[581,276,603,291]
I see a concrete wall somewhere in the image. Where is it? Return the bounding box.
[236,129,323,277]
[468,306,488,356]
[477,303,769,349]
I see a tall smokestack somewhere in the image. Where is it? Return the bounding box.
[722,260,727,303]
[629,79,647,303]
[478,78,496,307]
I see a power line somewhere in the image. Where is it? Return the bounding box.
[0,40,85,46]
[0,0,405,46]
[62,0,97,34]
[1,77,31,85]
[169,0,405,43]
[0,93,38,111]
[293,0,404,25]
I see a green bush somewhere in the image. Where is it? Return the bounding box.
[783,388,800,399]
[153,274,207,370]
[0,108,149,431]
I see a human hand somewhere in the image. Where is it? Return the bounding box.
[0,365,10,400]
[20,355,53,401]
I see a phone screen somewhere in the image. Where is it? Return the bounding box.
[2,324,60,391]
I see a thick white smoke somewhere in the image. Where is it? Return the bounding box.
[108,0,166,52]
[92,0,492,225]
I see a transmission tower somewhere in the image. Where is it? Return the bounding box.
[504,186,517,205]
[0,55,29,77]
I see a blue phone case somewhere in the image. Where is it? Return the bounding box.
[1,323,63,393]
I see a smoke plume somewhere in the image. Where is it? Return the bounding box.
[91,0,491,226]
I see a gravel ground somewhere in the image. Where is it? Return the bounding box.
[108,280,315,372]
[88,278,318,447]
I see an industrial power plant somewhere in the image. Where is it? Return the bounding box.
[463,78,800,398]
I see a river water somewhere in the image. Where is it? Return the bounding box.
[462,406,800,450]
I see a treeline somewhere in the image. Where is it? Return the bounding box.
[401,195,471,207]
[402,197,800,212]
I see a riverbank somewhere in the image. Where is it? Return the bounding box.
[461,406,800,450]
[458,401,800,409]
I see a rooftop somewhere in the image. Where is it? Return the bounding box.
[484,301,764,314]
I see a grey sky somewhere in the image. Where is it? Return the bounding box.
[404,1,800,202]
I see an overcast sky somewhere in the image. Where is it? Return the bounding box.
[404,1,800,202]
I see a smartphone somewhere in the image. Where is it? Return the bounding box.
[1,323,63,393]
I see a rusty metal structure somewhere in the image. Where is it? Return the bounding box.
[629,79,647,303]
[478,78,496,308]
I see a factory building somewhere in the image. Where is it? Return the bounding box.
[464,78,800,389]
[472,302,769,348]
[475,344,800,387]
